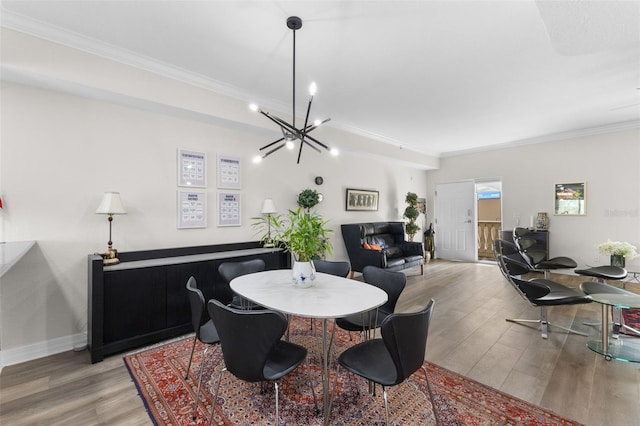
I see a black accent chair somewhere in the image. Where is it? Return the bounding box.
[494,239,591,339]
[185,277,220,420]
[341,222,424,279]
[512,227,577,278]
[334,299,440,425]
[218,259,266,309]
[206,299,317,425]
[335,266,406,336]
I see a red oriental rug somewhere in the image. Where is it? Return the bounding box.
[124,317,582,426]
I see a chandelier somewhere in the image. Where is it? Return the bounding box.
[251,16,337,164]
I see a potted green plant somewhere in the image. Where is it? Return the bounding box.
[403,192,420,241]
[252,192,333,285]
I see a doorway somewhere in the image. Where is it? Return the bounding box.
[434,179,502,262]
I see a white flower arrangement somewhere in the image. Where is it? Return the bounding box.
[597,240,639,259]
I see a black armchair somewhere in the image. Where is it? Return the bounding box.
[335,299,440,425]
[185,277,220,420]
[218,259,266,309]
[206,299,317,425]
[494,239,591,339]
[341,222,424,278]
[512,227,577,278]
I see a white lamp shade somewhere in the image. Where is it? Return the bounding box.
[261,198,277,215]
[96,192,127,215]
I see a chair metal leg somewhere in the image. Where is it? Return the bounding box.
[208,367,226,426]
[382,386,389,425]
[274,381,280,426]
[421,366,441,426]
[185,335,197,379]
[191,345,210,420]
[506,306,588,339]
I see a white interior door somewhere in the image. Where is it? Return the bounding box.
[435,181,477,261]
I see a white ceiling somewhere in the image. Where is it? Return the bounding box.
[2,1,639,157]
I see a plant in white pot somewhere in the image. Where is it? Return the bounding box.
[253,203,332,285]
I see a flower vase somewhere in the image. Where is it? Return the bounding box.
[292,260,316,287]
[610,255,626,268]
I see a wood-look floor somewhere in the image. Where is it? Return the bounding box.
[1,260,640,425]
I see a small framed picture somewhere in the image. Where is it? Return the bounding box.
[177,149,206,188]
[217,155,241,189]
[177,191,206,229]
[346,188,379,211]
[554,182,586,215]
[218,192,241,227]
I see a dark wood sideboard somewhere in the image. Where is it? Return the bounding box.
[88,241,289,363]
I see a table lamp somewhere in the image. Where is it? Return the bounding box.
[261,198,277,248]
[96,192,127,265]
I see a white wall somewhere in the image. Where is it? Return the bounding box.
[0,79,427,366]
[425,130,640,269]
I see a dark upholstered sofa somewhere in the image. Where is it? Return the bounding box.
[341,222,424,278]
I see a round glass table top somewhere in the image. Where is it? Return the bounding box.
[587,293,640,309]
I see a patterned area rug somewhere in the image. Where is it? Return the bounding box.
[124,317,582,425]
[621,308,640,336]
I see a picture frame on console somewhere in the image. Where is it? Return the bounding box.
[346,188,379,211]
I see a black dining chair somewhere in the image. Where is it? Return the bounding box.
[335,266,405,337]
[206,299,317,426]
[313,259,351,278]
[218,259,266,310]
[334,299,440,425]
[310,260,351,331]
[185,277,220,420]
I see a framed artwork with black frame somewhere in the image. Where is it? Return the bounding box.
[346,188,379,211]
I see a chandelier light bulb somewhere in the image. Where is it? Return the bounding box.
[286,140,296,150]
[252,155,263,163]
[309,82,317,96]
[313,119,322,126]
[249,103,259,112]
[330,147,339,156]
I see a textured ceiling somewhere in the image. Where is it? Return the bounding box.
[2,1,639,157]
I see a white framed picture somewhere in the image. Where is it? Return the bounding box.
[178,149,207,188]
[177,190,207,229]
[217,155,241,189]
[217,192,241,227]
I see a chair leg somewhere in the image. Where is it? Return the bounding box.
[274,381,280,426]
[185,335,197,379]
[208,367,226,426]
[421,366,441,426]
[382,386,389,425]
[506,306,588,339]
[192,345,211,420]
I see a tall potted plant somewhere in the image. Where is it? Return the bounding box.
[404,192,420,241]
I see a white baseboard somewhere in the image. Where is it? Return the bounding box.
[0,332,87,373]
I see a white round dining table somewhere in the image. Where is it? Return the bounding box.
[230,269,388,425]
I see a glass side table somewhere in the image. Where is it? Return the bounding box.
[587,293,640,362]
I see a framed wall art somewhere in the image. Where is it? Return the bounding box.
[346,188,379,211]
[218,192,241,226]
[554,182,586,215]
[177,191,206,229]
[217,155,241,189]
[177,149,206,188]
